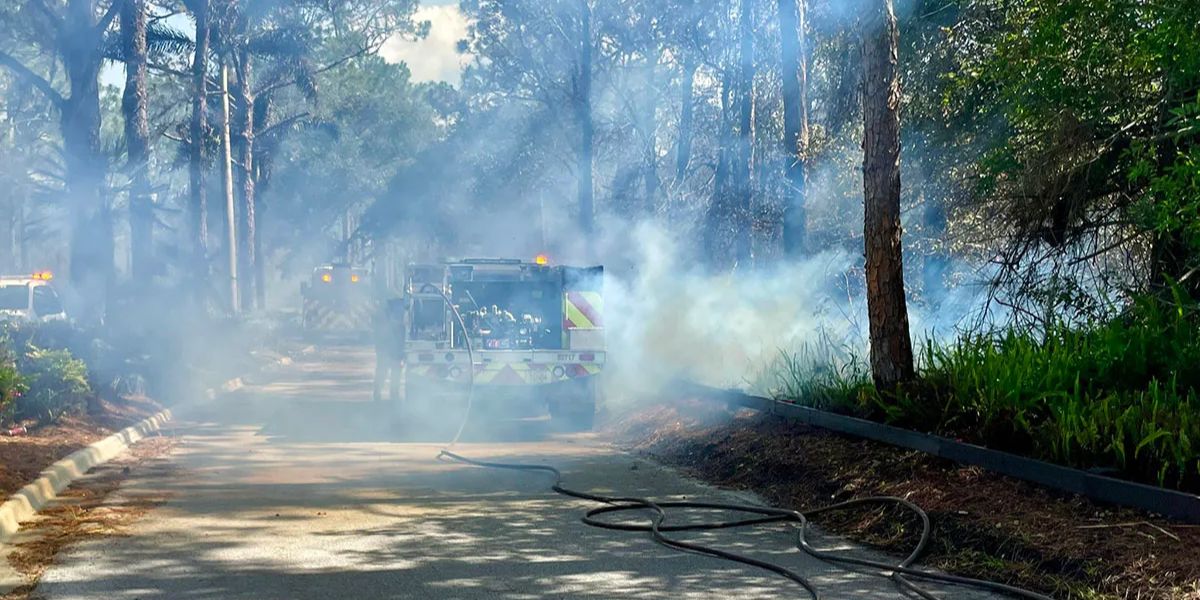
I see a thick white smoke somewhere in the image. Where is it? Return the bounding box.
[595,220,994,405]
[600,221,863,401]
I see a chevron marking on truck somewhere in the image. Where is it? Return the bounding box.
[564,291,603,329]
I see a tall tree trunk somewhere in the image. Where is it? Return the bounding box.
[861,0,914,388]
[14,199,24,272]
[778,0,810,257]
[0,198,12,272]
[673,52,697,200]
[189,0,210,292]
[641,64,660,215]
[122,0,153,280]
[703,67,736,266]
[575,0,595,238]
[61,0,111,320]
[252,103,269,309]
[220,61,239,314]
[234,51,256,310]
[732,0,755,267]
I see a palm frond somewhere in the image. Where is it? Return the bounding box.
[246,26,311,58]
[102,31,125,62]
[147,21,194,60]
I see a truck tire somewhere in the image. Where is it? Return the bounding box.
[551,379,597,431]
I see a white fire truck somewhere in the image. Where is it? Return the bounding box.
[403,256,605,430]
[0,271,67,324]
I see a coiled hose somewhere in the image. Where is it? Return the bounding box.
[436,450,1054,600]
[424,288,1052,599]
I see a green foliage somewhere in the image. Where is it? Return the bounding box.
[920,0,1200,311]
[772,292,1200,491]
[2,320,93,423]
[13,347,92,424]
[0,342,27,423]
[757,340,873,413]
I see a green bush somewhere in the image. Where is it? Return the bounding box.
[14,347,91,423]
[0,343,26,424]
[770,292,1200,491]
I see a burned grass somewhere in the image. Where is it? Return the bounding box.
[611,403,1200,600]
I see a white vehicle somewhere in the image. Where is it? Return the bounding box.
[0,272,67,323]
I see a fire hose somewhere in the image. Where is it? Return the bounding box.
[425,287,1053,600]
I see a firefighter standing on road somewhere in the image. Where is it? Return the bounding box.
[373,297,407,404]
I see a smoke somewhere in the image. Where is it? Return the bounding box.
[600,221,862,400]
[380,4,471,85]
[591,215,995,405]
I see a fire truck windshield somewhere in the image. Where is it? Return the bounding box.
[0,285,28,310]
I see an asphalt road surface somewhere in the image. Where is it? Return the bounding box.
[29,345,1003,599]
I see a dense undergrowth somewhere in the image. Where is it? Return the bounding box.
[765,293,1200,492]
[0,323,93,425]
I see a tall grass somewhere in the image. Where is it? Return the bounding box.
[767,292,1200,491]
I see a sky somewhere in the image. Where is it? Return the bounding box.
[102,1,470,88]
[380,1,470,85]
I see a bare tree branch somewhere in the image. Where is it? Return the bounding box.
[97,0,122,33]
[256,111,309,139]
[0,49,64,107]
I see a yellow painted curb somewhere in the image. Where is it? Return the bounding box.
[0,409,173,546]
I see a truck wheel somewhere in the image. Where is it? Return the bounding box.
[551,379,597,431]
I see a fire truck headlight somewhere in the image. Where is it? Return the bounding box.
[321,273,332,283]
[449,366,462,380]
[552,365,566,379]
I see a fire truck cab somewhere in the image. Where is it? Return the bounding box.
[404,257,605,430]
[0,272,67,324]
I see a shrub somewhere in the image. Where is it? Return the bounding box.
[769,291,1200,491]
[14,347,91,423]
[0,343,26,424]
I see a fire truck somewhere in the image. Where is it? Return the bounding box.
[403,256,605,430]
[300,263,376,339]
[0,271,67,324]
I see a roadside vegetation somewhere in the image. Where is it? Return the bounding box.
[764,288,1200,492]
[0,325,93,426]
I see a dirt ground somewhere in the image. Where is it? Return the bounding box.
[609,401,1200,600]
[0,396,162,499]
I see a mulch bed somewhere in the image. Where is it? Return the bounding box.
[609,401,1200,600]
[0,396,162,499]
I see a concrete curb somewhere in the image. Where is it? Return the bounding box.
[0,342,312,546]
[0,409,173,546]
[680,381,1200,523]
[0,339,311,591]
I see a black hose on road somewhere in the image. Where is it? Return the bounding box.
[437,449,1055,600]
[423,283,1051,599]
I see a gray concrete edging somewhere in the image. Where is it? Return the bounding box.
[0,408,173,545]
[0,343,313,547]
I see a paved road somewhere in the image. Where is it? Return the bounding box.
[30,345,1002,599]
